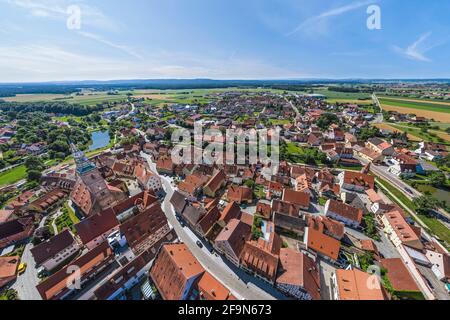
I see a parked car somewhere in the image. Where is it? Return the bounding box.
[196,241,203,248]
[18,263,27,275]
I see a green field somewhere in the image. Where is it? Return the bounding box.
[3,92,130,106]
[379,98,450,114]
[312,88,371,100]
[0,165,27,187]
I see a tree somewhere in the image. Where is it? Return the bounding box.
[27,169,42,182]
[413,195,441,216]
[428,171,447,188]
[244,179,255,189]
[316,113,339,131]
[25,156,44,172]
[358,126,380,141]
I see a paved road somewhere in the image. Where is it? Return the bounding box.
[139,151,284,300]
[10,216,49,300]
[285,97,301,119]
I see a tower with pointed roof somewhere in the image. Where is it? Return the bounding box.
[70,144,126,217]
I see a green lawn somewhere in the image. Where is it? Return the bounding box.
[55,204,79,233]
[270,119,292,126]
[417,214,450,247]
[0,165,27,187]
[379,98,450,114]
[376,177,416,212]
[65,202,80,224]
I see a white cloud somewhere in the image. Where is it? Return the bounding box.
[77,31,143,60]
[0,45,305,82]
[2,0,117,31]
[393,32,434,62]
[287,0,376,36]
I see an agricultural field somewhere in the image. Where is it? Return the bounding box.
[388,123,450,144]
[372,123,422,141]
[379,96,450,107]
[2,93,69,102]
[379,97,450,122]
[2,91,130,106]
[311,88,372,100]
[326,98,373,105]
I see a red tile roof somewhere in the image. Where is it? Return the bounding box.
[36,242,114,300]
[227,185,253,203]
[380,258,420,293]
[75,208,119,245]
[220,201,241,223]
[306,228,341,261]
[276,248,321,300]
[335,268,385,300]
[326,199,363,224]
[120,202,169,253]
[342,171,375,189]
[306,214,345,240]
[282,189,310,208]
[215,218,251,258]
[150,243,205,300]
[0,256,19,282]
[196,271,236,300]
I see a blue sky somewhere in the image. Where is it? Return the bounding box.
[0,0,449,82]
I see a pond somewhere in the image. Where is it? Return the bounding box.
[88,130,110,151]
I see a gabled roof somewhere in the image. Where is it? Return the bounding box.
[326,199,363,224]
[36,241,113,300]
[276,248,321,300]
[282,189,310,208]
[306,227,341,261]
[335,268,385,300]
[383,210,423,250]
[30,229,76,265]
[197,206,221,235]
[75,208,119,245]
[120,203,168,252]
[215,218,251,258]
[227,185,253,203]
[380,258,420,293]
[170,190,188,214]
[0,255,19,280]
[341,171,375,189]
[183,205,203,227]
[204,170,226,193]
[220,201,241,223]
[306,214,345,240]
[196,271,236,300]
[150,243,205,300]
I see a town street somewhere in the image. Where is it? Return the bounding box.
[139,149,286,300]
[10,216,50,300]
